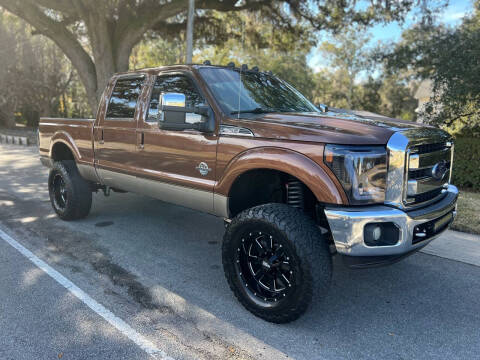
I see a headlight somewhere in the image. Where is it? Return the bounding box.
[324,145,387,205]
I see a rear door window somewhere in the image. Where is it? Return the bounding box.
[106,76,145,119]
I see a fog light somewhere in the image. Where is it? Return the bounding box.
[364,222,399,246]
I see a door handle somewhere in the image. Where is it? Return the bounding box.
[138,132,144,150]
[99,129,104,144]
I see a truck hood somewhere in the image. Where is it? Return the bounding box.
[227,111,427,145]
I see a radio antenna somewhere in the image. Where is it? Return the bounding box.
[236,67,243,119]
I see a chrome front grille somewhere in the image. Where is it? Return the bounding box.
[385,128,453,210]
[405,142,453,206]
[413,142,447,154]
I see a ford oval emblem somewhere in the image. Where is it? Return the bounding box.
[431,160,448,181]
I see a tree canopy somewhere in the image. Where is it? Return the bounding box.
[313,26,418,120]
[0,0,425,112]
[319,26,370,108]
[382,0,480,135]
[0,12,84,128]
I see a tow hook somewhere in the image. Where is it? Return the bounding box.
[103,186,111,197]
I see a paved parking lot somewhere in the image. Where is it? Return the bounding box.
[1,144,479,360]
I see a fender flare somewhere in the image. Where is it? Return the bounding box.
[215,147,346,205]
[49,131,82,161]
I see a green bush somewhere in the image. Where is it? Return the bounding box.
[452,137,480,191]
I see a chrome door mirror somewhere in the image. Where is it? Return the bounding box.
[317,103,329,113]
[159,92,187,126]
[158,92,215,133]
[160,92,186,108]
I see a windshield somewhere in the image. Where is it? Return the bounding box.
[198,67,318,115]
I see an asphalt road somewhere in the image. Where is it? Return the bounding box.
[1,143,479,360]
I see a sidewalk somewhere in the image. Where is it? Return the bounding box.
[421,230,480,267]
[0,126,37,146]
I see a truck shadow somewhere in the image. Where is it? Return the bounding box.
[81,192,480,360]
[1,181,478,359]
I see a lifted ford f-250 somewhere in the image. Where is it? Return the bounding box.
[39,64,458,323]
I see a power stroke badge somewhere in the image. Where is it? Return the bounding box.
[196,162,212,176]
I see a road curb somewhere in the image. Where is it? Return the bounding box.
[0,133,31,146]
[421,230,480,267]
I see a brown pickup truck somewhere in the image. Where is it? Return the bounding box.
[39,64,458,323]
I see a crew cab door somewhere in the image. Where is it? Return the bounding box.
[135,72,218,213]
[94,75,146,184]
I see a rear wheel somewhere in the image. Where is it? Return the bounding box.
[222,203,332,323]
[48,161,92,220]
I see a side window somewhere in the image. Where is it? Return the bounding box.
[147,75,205,123]
[106,76,144,119]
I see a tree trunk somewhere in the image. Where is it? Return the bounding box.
[84,12,135,113]
[0,0,274,118]
[0,107,15,128]
[347,73,354,109]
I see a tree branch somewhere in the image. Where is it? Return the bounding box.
[35,0,78,17]
[444,111,480,126]
[113,0,274,71]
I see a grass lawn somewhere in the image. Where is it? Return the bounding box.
[451,190,480,235]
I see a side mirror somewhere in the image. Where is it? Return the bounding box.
[159,92,187,125]
[191,105,215,133]
[159,92,215,133]
[317,103,329,113]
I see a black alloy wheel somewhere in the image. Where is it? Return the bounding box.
[236,230,294,305]
[52,173,68,210]
[223,203,332,323]
[48,161,92,221]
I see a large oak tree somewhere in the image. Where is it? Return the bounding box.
[382,0,480,134]
[0,0,424,113]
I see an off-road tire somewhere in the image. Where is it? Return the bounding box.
[48,160,92,221]
[222,203,332,323]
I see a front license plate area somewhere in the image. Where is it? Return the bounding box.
[413,211,454,244]
[434,212,453,233]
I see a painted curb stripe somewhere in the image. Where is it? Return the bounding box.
[0,228,174,360]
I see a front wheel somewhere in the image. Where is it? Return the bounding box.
[48,161,92,221]
[222,203,332,323]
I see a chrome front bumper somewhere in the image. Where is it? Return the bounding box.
[325,185,458,257]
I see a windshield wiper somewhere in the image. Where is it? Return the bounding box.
[230,107,273,114]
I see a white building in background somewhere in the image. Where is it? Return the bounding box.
[414,79,433,124]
